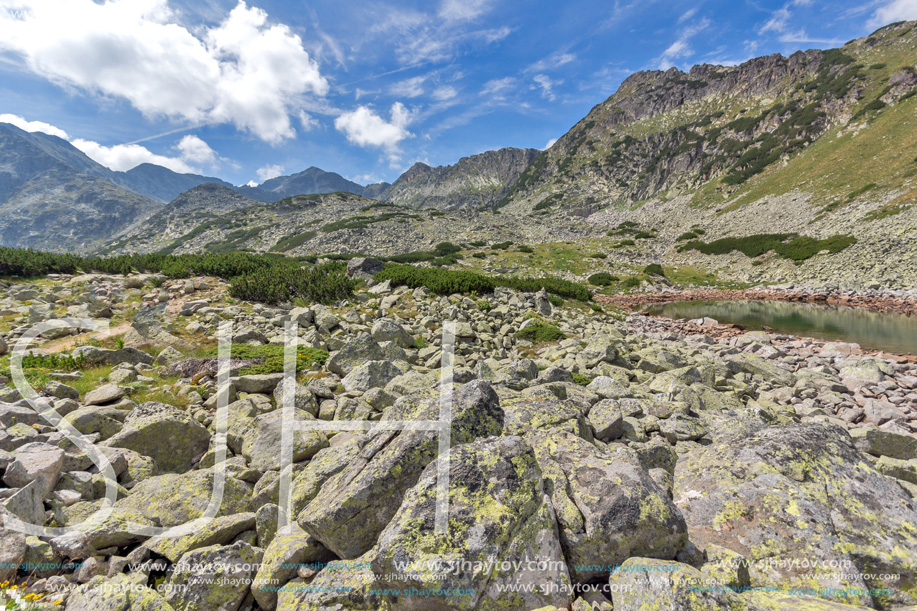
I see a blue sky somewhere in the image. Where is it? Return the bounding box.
[1,0,915,187]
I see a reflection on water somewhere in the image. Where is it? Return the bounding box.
[641,300,917,354]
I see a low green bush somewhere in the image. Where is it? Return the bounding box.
[588,272,618,286]
[203,344,328,375]
[643,263,665,277]
[517,245,534,253]
[516,321,565,343]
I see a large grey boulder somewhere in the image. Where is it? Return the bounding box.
[72,346,153,366]
[103,403,211,473]
[346,257,384,279]
[342,360,402,393]
[80,469,253,549]
[0,507,26,580]
[674,423,917,607]
[242,409,328,471]
[3,441,64,497]
[326,333,406,376]
[528,430,687,582]
[371,435,573,611]
[83,384,126,406]
[300,380,504,558]
[370,318,414,348]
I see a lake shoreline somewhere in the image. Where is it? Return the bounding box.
[595,287,917,317]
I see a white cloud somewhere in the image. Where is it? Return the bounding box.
[0,0,329,144]
[657,18,710,69]
[439,0,492,22]
[2,112,220,173]
[72,139,196,173]
[533,74,561,101]
[334,103,413,156]
[481,77,516,99]
[678,8,698,23]
[244,180,259,187]
[432,85,458,101]
[175,135,216,165]
[760,6,792,34]
[256,164,284,182]
[0,113,70,139]
[868,0,917,29]
[527,52,576,73]
[390,76,427,98]
[298,110,318,131]
[544,138,557,150]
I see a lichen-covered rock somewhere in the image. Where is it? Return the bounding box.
[144,512,256,562]
[502,395,592,439]
[103,403,210,473]
[342,360,403,393]
[527,430,687,583]
[0,507,26,580]
[242,409,328,471]
[300,380,504,558]
[326,333,392,376]
[371,318,414,348]
[276,556,385,611]
[62,407,125,440]
[273,382,318,416]
[291,435,368,516]
[371,435,573,611]
[850,427,917,460]
[252,530,335,610]
[608,557,744,611]
[674,423,917,608]
[587,399,624,441]
[72,346,154,366]
[81,469,253,549]
[165,541,262,611]
[65,574,175,610]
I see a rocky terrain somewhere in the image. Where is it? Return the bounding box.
[1,260,916,611]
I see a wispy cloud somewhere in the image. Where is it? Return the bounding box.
[868,0,917,29]
[657,18,711,69]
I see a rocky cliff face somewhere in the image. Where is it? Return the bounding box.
[377,147,540,210]
[500,21,917,216]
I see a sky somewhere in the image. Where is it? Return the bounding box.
[1,0,916,187]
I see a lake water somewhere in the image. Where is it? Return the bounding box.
[640,299,917,355]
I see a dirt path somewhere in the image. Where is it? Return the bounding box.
[41,321,133,354]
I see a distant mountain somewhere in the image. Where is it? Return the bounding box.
[374,148,540,210]
[113,163,233,203]
[0,123,162,252]
[237,166,366,201]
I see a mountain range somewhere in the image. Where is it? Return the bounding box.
[1,20,916,287]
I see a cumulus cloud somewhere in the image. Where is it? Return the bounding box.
[868,0,917,29]
[0,113,70,139]
[175,135,217,165]
[0,0,328,144]
[2,112,219,173]
[544,138,557,150]
[334,103,413,156]
[72,139,196,173]
[256,164,285,182]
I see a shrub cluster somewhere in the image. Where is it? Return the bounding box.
[680,233,856,263]
[588,272,619,286]
[203,344,328,375]
[516,321,565,343]
[0,248,354,306]
[374,264,592,301]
